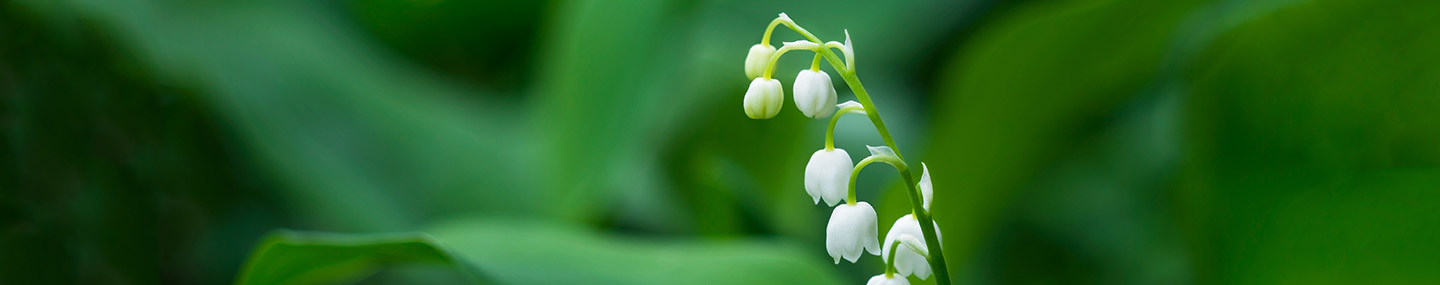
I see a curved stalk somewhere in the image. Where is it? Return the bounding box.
[769,15,948,285]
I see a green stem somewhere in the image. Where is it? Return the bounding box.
[774,16,948,285]
[885,238,902,277]
[847,157,880,206]
[825,105,864,151]
[810,53,822,71]
[762,45,808,79]
[847,155,950,284]
[895,161,948,284]
[773,21,904,161]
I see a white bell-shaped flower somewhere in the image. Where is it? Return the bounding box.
[919,163,933,211]
[743,78,784,119]
[883,214,942,279]
[792,69,837,118]
[744,44,776,79]
[826,202,880,264]
[805,148,852,206]
[866,274,911,285]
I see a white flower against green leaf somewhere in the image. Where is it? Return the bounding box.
[740,12,952,284]
[793,69,837,118]
[805,148,852,206]
[826,201,880,263]
[883,214,941,279]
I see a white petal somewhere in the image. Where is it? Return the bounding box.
[793,69,837,118]
[866,275,911,285]
[826,202,878,264]
[919,163,933,211]
[883,214,942,279]
[805,148,852,206]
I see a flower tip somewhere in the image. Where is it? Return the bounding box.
[920,162,933,211]
[866,145,897,158]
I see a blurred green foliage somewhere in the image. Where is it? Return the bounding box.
[2,0,1438,284]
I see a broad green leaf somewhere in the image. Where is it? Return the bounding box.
[427,217,845,285]
[1183,0,1440,283]
[235,219,845,284]
[922,0,1207,279]
[235,230,480,285]
[37,0,540,231]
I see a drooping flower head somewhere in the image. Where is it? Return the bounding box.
[826,201,880,264]
[805,148,852,206]
[793,69,837,118]
[883,214,941,279]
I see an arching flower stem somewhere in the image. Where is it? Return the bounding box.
[766,14,949,284]
[885,238,901,277]
[811,53,823,72]
[825,104,866,151]
[847,153,950,285]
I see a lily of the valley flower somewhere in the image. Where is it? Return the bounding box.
[866,274,911,285]
[743,78,784,119]
[805,148,852,206]
[884,214,941,279]
[793,69,837,118]
[919,163,933,211]
[826,202,880,264]
[745,44,776,79]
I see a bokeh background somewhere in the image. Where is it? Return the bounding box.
[3,0,1438,284]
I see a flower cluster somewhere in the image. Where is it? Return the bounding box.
[741,13,949,284]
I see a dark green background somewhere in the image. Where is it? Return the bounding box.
[3,0,1437,284]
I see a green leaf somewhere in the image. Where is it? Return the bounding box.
[922,0,1208,276]
[426,217,845,285]
[1183,0,1440,283]
[235,218,844,284]
[234,230,479,285]
[40,0,541,231]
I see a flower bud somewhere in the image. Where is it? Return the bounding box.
[743,78,784,119]
[744,44,776,79]
[792,69,837,118]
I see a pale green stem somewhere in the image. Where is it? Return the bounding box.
[885,238,902,277]
[772,21,903,161]
[772,16,948,285]
[847,157,880,206]
[825,105,865,151]
[810,53,822,71]
[762,45,810,80]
